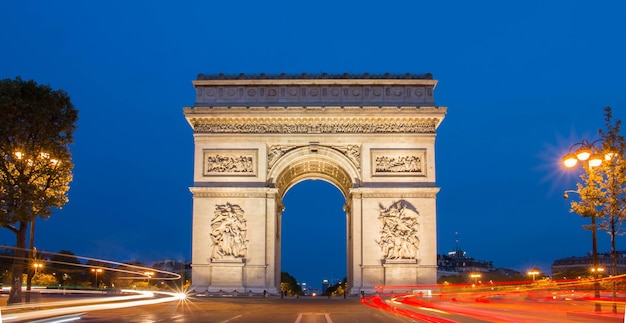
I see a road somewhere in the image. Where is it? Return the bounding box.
[2,292,624,322]
[79,296,417,323]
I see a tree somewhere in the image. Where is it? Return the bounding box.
[0,77,78,303]
[568,107,626,313]
[48,250,84,287]
[596,107,626,313]
[280,272,302,296]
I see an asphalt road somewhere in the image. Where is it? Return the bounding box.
[79,296,417,323]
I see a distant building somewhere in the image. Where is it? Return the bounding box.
[551,251,626,279]
[437,246,493,278]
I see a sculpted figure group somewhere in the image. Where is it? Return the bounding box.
[376,200,420,260]
[210,203,248,260]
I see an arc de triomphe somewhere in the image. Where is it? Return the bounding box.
[183,73,446,294]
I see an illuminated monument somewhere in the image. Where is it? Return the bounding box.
[183,73,446,294]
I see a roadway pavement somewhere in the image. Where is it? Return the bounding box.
[78,295,418,323]
[0,292,624,322]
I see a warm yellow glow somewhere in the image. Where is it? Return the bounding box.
[144,271,154,277]
[40,152,50,159]
[575,147,591,161]
[469,273,481,279]
[590,267,605,273]
[604,151,615,161]
[91,268,103,273]
[33,263,43,269]
[588,155,603,167]
[563,154,578,167]
[14,151,24,159]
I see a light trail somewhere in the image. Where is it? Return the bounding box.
[0,245,182,281]
[1,290,187,322]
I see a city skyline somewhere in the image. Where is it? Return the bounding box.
[1,1,625,288]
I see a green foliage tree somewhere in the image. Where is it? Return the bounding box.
[49,250,84,287]
[568,107,625,313]
[0,77,78,303]
[280,272,303,296]
[596,108,626,270]
[595,107,626,313]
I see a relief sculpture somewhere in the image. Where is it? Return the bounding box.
[376,200,419,260]
[210,203,248,260]
[332,145,361,170]
[375,155,421,173]
[206,155,253,173]
[267,145,296,169]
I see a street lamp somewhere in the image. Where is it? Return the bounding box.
[563,139,606,312]
[469,273,481,285]
[590,266,605,276]
[144,271,154,290]
[527,269,539,282]
[91,268,103,288]
[33,262,43,273]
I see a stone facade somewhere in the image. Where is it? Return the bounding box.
[184,73,447,294]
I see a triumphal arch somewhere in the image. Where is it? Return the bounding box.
[183,73,446,294]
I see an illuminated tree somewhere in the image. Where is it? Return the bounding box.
[0,77,78,304]
[568,107,626,313]
[596,107,626,313]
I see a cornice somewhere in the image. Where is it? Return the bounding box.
[189,187,277,198]
[187,116,442,134]
[349,187,440,198]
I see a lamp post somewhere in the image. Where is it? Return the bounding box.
[144,271,154,290]
[590,266,605,277]
[527,269,539,282]
[469,273,481,286]
[563,140,604,312]
[91,268,102,289]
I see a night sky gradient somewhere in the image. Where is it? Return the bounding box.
[1,1,625,287]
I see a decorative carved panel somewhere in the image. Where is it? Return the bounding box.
[203,149,257,177]
[210,203,248,261]
[191,117,439,134]
[376,200,420,260]
[371,148,426,177]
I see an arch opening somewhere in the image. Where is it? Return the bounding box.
[281,179,347,295]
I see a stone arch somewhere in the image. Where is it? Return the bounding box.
[184,73,447,295]
[268,145,360,199]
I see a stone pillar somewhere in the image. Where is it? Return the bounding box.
[265,189,280,293]
[348,190,363,294]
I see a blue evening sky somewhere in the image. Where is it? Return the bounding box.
[1,1,625,287]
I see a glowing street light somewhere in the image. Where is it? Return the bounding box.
[527,269,539,282]
[91,268,103,288]
[144,271,154,289]
[469,273,481,285]
[590,266,605,276]
[562,139,607,312]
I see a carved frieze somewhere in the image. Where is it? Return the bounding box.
[210,203,249,261]
[371,149,426,177]
[267,144,361,171]
[376,200,420,260]
[192,118,439,134]
[203,149,257,176]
